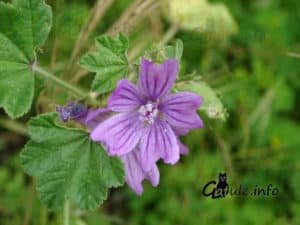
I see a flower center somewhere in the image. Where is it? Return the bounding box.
[138,102,159,125]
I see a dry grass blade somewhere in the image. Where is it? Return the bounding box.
[65,0,115,76]
[106,0,157,35]
[70,0,159,83]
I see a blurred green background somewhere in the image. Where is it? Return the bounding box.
[0,0,300,224]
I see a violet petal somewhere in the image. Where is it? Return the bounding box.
[90,112,144,156]
[163,110,203,131]
[108,79,145,113]
[159,92,202,111]
[178,139,189,155]
[138,58,178,101]
[83,108,112,130]
[140,119,179,172]
[121,149,160,195]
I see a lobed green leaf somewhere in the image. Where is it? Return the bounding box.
[20,113,124,210]
[79,34,129,95]
[0,0,52,118]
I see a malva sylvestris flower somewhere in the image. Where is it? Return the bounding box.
[90,58,203,179]
[57,58,203,195]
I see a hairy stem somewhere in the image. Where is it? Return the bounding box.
[106,0,158,35]
[33,65,98,105]
[34,65,86,98]
[64,201,70,225]
[40,206,47,225]
[286,51,300,59]
[158,24,179,47]
[207,122,236,180]
[0,118,28,136]
[22,182,35,225]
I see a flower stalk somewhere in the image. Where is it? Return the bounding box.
[64,201,70,225]
[0,118,28,136]
[158,24,179,47]
[33,65,98,105]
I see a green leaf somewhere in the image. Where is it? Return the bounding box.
[163,39,183,61]
[0,0,52,118]
[20,113,124,210]
[177,81,228,121]
[79,34,129,95]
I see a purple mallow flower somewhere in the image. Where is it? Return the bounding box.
[121,148,160,195]
[57,59,203,195]
[56,102,87,122]
[90,58,203,173]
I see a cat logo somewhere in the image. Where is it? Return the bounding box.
[202,173,229,199]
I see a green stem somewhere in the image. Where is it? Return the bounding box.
[286,51,300,59]
[207,121,236,181]
[34,65,87,98]
[64,201,70,225]
[33,65,98,105]
[40,206,47,225]
[158,24,179,47]
[0,118,28,136]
